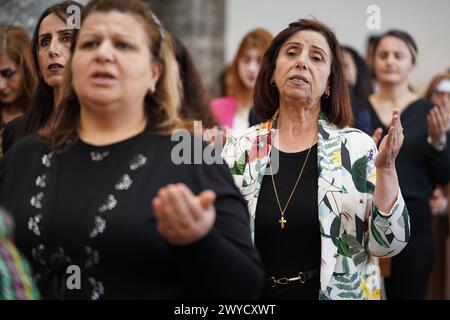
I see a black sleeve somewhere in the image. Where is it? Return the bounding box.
[0,141,11,206]
[2,116,23,156]
[170,160,265,300]
[0,134,44,211]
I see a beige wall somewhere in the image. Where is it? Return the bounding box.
[226,0,450,94]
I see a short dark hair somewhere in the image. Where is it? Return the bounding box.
[253,18,353,128]
[372,29,418,65]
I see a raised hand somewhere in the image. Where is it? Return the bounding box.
[375,109,404,169]
[152,183,216,246]
[427,105,450,146]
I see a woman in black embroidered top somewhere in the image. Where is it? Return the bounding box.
[0,0,263,300]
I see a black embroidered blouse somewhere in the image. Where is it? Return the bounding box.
[0,130,264,300]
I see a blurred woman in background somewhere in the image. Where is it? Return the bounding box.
[0,25,38,156]
[423,72,450,299]
[342,46,372,135]
[211,28,273,132]
[367,30,450,299]
[172,36,218,129]
[2,0,82,154]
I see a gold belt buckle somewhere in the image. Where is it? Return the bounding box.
[298,272,306,284]
[269,272,306,287]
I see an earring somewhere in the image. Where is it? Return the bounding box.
[323,87,331,99]
[270,79,276,87]
[148,87,155,96]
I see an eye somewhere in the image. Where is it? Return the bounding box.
[80,41,98,49]
[116,41,132,50]
[286,49,297,57]
[312,55,323,62]
[62,33,73,43]
[40,37,51,48]
[240,56,251,64]
[1,69,16,79]
[378,52,388,60]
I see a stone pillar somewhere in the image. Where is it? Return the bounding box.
[148,0,225,96]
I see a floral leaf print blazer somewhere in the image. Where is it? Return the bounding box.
[221,114,410,300]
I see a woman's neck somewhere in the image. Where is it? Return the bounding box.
[236,90,252,110]
[53,85,61,107]
[275,100,320,152]
[78,102,147,146]
[375,81,418,109]
[1,104,23,125]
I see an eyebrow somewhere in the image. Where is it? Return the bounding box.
[39,29,73,39]
[79,30,136,39]
[283,41,328,57]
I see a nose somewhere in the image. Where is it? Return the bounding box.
[94,40,114,63]
[48,38,62,58]
[248,60,259,74]
[295,51,308,69]
[0,77,6,91]
[385,53,396,65]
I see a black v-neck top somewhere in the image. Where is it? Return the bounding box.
[254,145,320,299]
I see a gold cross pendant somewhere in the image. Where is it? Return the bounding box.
[278,216,287,229]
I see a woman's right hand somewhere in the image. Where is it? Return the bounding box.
[152,183,217,246]
[375,109,404,170]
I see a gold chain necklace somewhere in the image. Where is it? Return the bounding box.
[269,140,315,229]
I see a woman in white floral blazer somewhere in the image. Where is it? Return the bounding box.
[221,19,410,300]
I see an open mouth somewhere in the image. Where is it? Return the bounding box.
[91,71,117,80]
[47,63,64,72]
[289,74,310,85]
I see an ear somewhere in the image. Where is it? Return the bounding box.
[148,61,163,92]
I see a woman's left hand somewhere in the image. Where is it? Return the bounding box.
[152,183,216,246]
[375,109,404,169]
